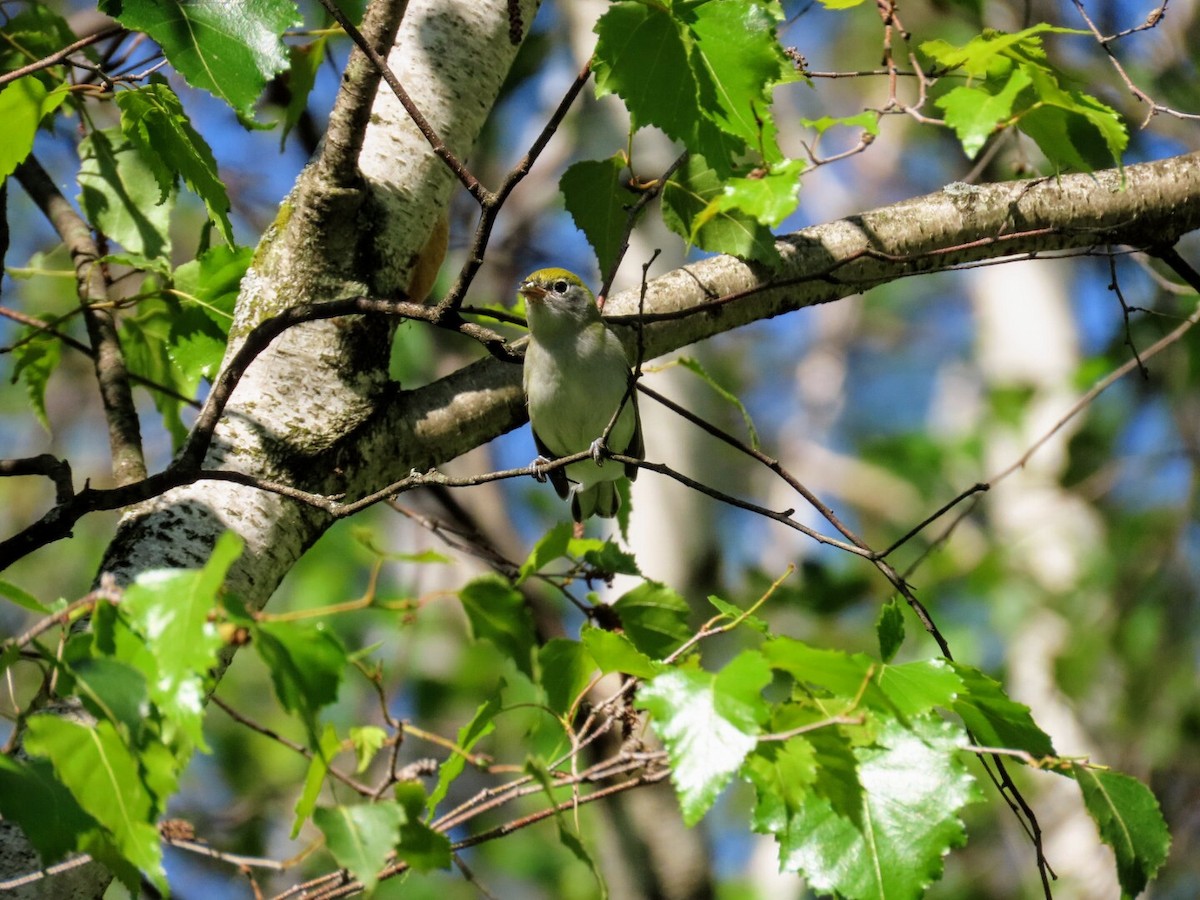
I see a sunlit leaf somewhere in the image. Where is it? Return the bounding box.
[315,802,404,893]
[99,0,299,119]
[1073,766,1170,896]
[25,717,167,892]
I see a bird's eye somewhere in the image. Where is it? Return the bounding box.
[553,280,568,294]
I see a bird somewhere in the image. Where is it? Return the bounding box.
[520,268,643,522]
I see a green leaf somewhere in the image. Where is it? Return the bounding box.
[707,593,769,633]
[0,578,49,613]
[1073,766,1170,896]
[701,158,804,229]
[593,3,701,150]
[762,636,881,700]
[0,78,68,180]
[426,695,500,814]
[349,726,388,773]
[168,244,250,382]
[1016,67,1126,172]
[77,127,174,260]
[745,736,818,837]
[876,659,962,716]
[120,532,241,749]
[0,755,98,864]
[280,37,326,148]
[292,723,342,838]
[255,619,347,739]
[613,580,692,660]
[526,758,608,897]
[579,538,641,576]
[115,76,234,244]
[393,782,452,872]
[10,327,61,433]
[581,625,660,679]
[99,0,299,119]
[876,598,904,662]
[314,802,404,894]
[120,297,191,446]
[662,154,780,264]
[935,67,1032,157]
[24,716,167,892]
[688,0,792,159]
[561,156,631,279]
[65,657,149,739]
[638,653,770,825]
[675,356,760,449]
[801,112,880,137]
[775,717,982,899]
[539,638,595,717]
[0,5,78,75]
[950,662,1055,757]
[459,575,536,679]
[518,520,574,583]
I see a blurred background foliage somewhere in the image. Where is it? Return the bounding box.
[3,0,1200,896]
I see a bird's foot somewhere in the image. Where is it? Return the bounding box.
[589,438,606,465]
[531,455,552,483]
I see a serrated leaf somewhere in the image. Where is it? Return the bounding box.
[518,520,574,583]
[1016,66,1126,171]
[662,154,780,264]
[777,716,982,899]
[688,0,791,160]
[935,66,1032,157]
[638,656,768,825]
[593,3,699,149]
[581,626,661,679]
[702,158,804,229]
[613,580,692,659]
[0,78,68,180]
[0,755,98,864]
[349,726,387,773]
[24,716,166,892]
[876,598,904,662]
[99,0,299,119]
[745,736,819,835]
[580,539,640,576]
[539,638,595,717]
[459,575,536,679]
[561,156,631,279]
[1073,766,1170,896]
[950,662,1055,757]
[292,723,342,838]
[115,76,234,244]
[255,619,347,740]
[314,802,404,893]
[10,329,61,433]
[77,127,174,260]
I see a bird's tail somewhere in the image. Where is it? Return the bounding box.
[571,481,620,521]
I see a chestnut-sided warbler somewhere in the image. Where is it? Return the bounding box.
[520,268,643,521]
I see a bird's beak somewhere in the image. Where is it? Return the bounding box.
[519,281,547,304]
